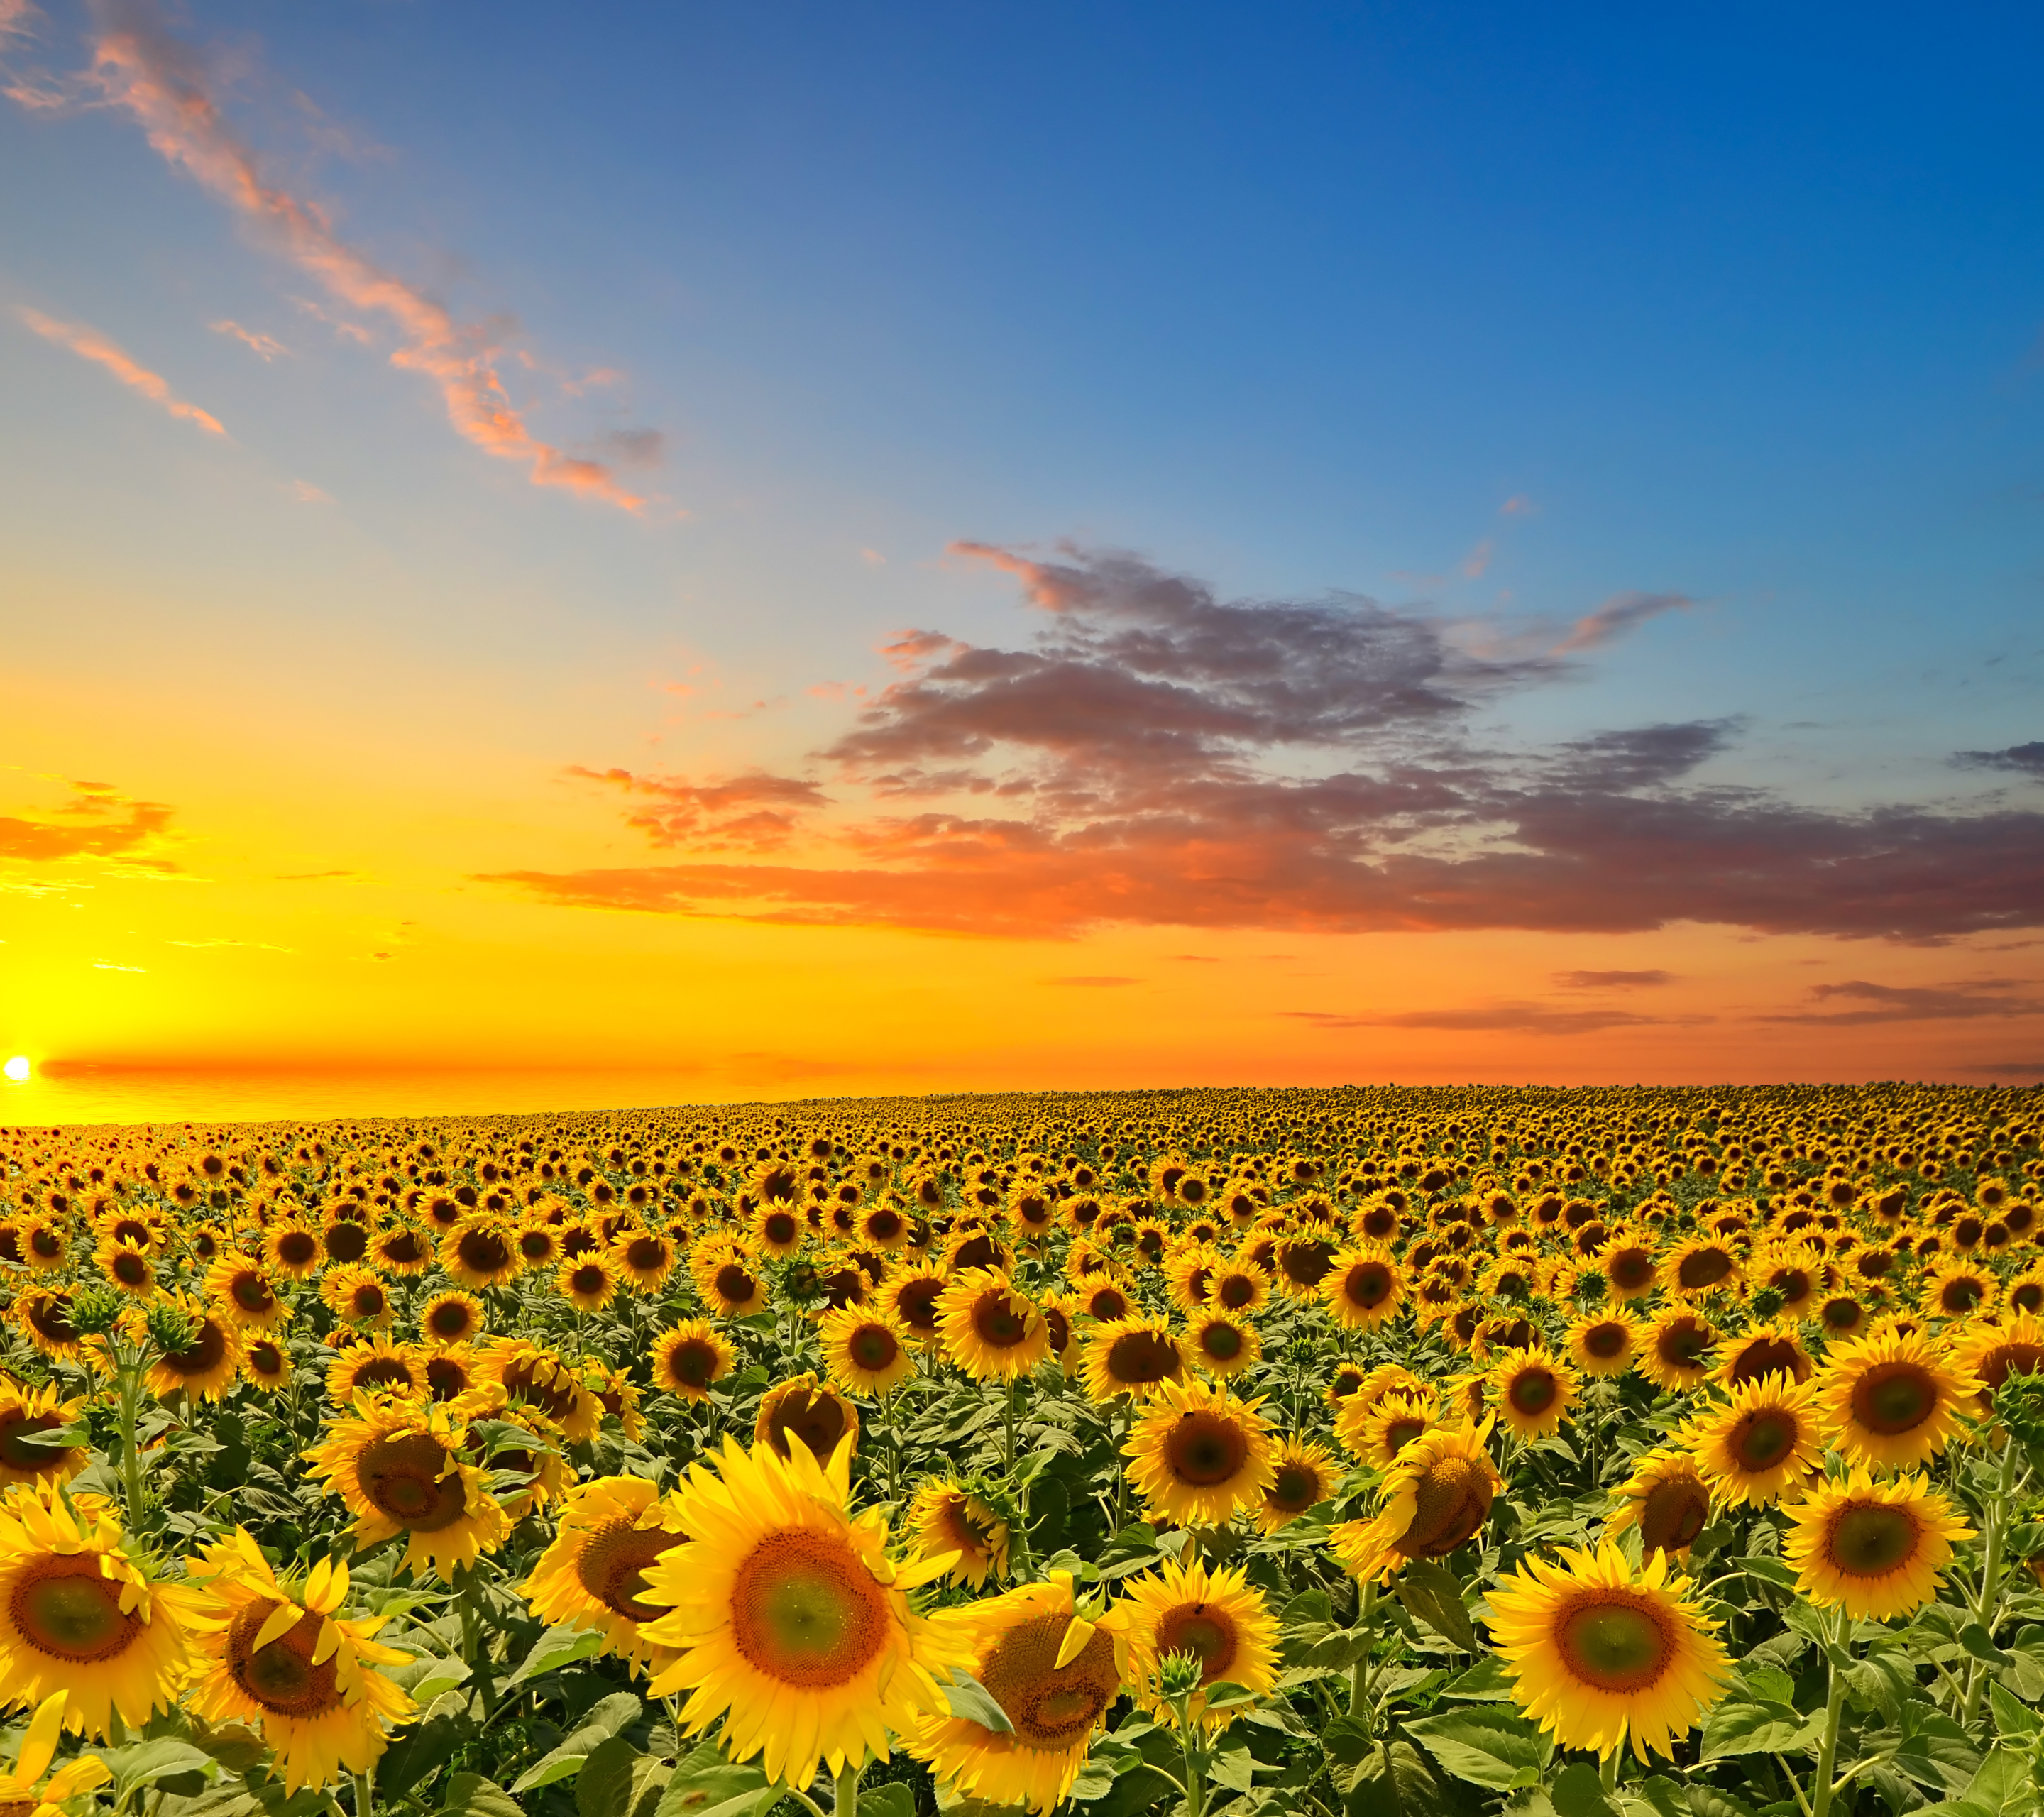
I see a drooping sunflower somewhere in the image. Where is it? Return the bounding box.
[935,1268,1050,1380]
[441,1213,522,1290]
[182,1532,415,1794]
[473,1338,605,1444]
[417,1289,485,1348]
[142,1292,244,1402]
[325,1336,425,1404]
[903,1570,1126,1814]
[1112,1555,1278,1729]
[755,1372,862,1462]
[0,1380,88,1491]
[1255,1435,1340,1534]
[1490,1346,1579,1441]
[1605,1447,1713,1559]
[0,1488,199,1737]
[1566,1310,1639,1377]
[652,1319,736,1400]
[304,1396,510,1581]
[1185,1310,1261,1376]
[1783,1468,1974,1619]
[908,1478,1011,1587]
[1692,1373,1824,1507]
[1639,1309,1719,1393]
[1331,1421,1500,1583]
[1320,1246,1405,1330]
[522,1474,691,1673]
[1813,1327,1979,1471]
[1487,1542,1730,1762]
[555,1252,620,1313]
[1123,1375,1277,1528]
[640,1432,957,1791]
[1080,1317,1187,1404]
[820,1305,916,1397]
[1951,1312,2044,1408]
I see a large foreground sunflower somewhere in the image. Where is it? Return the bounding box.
[639,1433,957,1789]
[304,1397,510,1581]
[183,1530,415,1794]
[523,1475,691,1673]
[1813,1328,1979,1471]
[1111,1555,1278,1729]
[1123,1375,1275,1527]
[0,1689,111,1813]
[904,1571,1126,1813]
[1782,1469,1973,1619]
[1487,1542,1730,1762]
[1331,1422,1500,1583]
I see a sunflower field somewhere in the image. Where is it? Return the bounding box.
[3,1085,2043,1817]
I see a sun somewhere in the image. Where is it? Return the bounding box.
[2,1056,28,1082]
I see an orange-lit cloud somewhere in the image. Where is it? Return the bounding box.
[66,0,645,510]
[1552,589,1693,653]
[16,305,224,433]
[211,318,286,360]
[0,780,175,863]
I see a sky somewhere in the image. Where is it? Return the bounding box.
[2,0,2042,1122]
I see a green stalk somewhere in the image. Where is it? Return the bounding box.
[834,1758,862,1817]
[115,1341,149,1530]
[1807,1610,1851,1817]
[1960,1429,2020,1725]
[1005,1374,1018,1475]
[353,1771,375,1817]
[1350,1581,1379,1730]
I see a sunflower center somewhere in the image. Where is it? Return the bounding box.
[894,1279,942,1332]
[1676,1249,1733,1290]
[502,1358,578,1421]
[1584,1322,1627,1359]
[277,1231,318,1267]
[456,1231,512,1275]
[11,1559,141,1662]
[228,1601,342,1717]
[570,1266,608,1295]
[111,1251,150,1287]
[165,1320,228,1378]
[230,1273,275,1312]
[730,1530,886,1688]
[353,1356,417,1392]
[324,1224,370,1264]
[428,1302,476,1340]
[849,1325,900,1371]
[715,1263,759,1305]
[1638,1476,1710,1554]
[979,1612,1121,1751]
[1940,1277,1983,1313]
[1829,1503,1921,1577]
[1166,1411,1251,1486]
[1730,1339,1803,1385]
[971,1294,1028,1349]
[1657,1320,1709,1367]
[358,1432,470,1531]
[1089,1288,1131,1321]
[1106,1330,1183,1389]
[426,1356,471,1400]
[1155,1603,1236,1682]
[1850,1362,1937,1435]
[1343,1263,1392,1307]
[1405,1455,1494,1558]
[1270,1463,1322,1510]
[249,1341,287,1378]
[1555,1595,1674,1691]
[668,1339,720,1388]
[1202,1323,1243,1361]
[627,1238,666,1271]
[576,1517,681,1622]
[1978,1341,2044,1390]
[1610,1251,1654,1290]
[0,1412,68,1473]
[1217,1275,1256,1310]
[1507,1369,1558,1415]
[1731,1410,1800,1471]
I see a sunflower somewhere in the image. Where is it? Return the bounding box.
[142,1292,243,1401]
[882,1262,948,1347]
[1163,1243,1223,1314]
[319,1265,394,1332]
[0,1690,111,1814]
[0,1488,199,1737]
[1112,1555,1279,1729]
[651,1319,736,1400]
[908,1479,1011,1586]
[1951,1312,2044,1407]
[610,1227,676,1292]
[1331,1422,1499,1583]
[1664,1237,1742,1300]
[640,1432,957,1791]
[755,1373,862,1462]
[326,1336,425,1404]
[749,1199,807,1258]
[0,1380,88,1492]
[183,1531,415,1794]
[1715,1321,1815,1390]
[1566,1310,1639,1377]
[1186,1310,1260,1376]
[16,1290,82,1362]
[523,1475,691,1673]
[304,1396,510,1581]
[515,1222,561,1272]
[1209,1260,1270,1315]
[92,1235,158,1300]
[418,1289,485,1348]
[1123,1375,1276,1528]
[1488,1542,1730,1762]
[473,1339,605,1443]
[1606,1447,1713,1559]
[697,1244,771,1319]
[263,1222,322,1281]
[243,1336,293,1393]
[1783,1468,1974,1619]
[1691,1373,1824,1507]
[1594,1232,1659,1302]
[17,1216,67,1272]
[441,1213,522,1290]
[1639,1309,1718,1393]
[820,1306,916,1397]
[1923,1259,1999,1322]
[1813,1327,1979,1471]
[1346,1390,1439,1469]
[1079,1317,1187,1404]
[1490,1347,1579,1441]
[1745,1241,1823,1319]
[1255,1435,1340,1534]
[204,1255,289,1329]
[1320,1246,1406,1330]
[1078,1279,1134,1324]
[903,1571,1125,1813]
[556,1252,620,1313]
[935,1269,1050,1380]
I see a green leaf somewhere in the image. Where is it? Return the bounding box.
[1075,1760,1179,1817]
[1964,1744,2032,1817]
[1202,1680,1260,1711]
[1737,1665,1796,1707]
[1735,1555,1800,1589]
[943,1667,1017,1735]
[859,1785,917,1817]
[1892,1706,1984,1794]
[1397,1561,1478,1652]
[1960,1624,2015,1667]
[576,1735,652,1817]
[1989,1678,2042,1739]
[1438,1657,1515,1701]
[1211,1733,1260,1794]
[431,1774,525,1817]
[375,1689,472,1800]
[511,1691,644,1793]
[1282,1588,1369,1672]
[1681,1786,1763,1817]
[652,1742,774,1817]
[1345,1738,1473,1817]
[101,1740,216,1797]
[1698,1700,1816,1762]
[1404,1708,1545,1791]
[1550,1763,1620,1817]
[504,1622,608,1687]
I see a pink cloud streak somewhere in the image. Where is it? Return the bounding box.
[79,1,643,510]
[16,304,224,433]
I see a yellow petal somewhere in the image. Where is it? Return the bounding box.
[13,1691,68,1784]
[1054,1615,1097,1669]
[253,1598,303,1654]
[312,1617,341,1665]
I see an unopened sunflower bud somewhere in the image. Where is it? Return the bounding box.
[68,1282,124,1337]
[1158,1647,1206,1698]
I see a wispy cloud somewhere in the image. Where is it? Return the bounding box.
[16,305,224,432]
[1044,975,1139,987]
[1758,979,2042,1027]
[38,0,647,509]
[0,780,175,863]
[1552,591,1694,654]
[1553,969,1674,989]
[1954,741,2044,779]
[211,318,286,360]
[1284,1003,1696,1036]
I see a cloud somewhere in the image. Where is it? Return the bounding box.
[564,766,828,852]
[287,479,331,503]
[1552,591,1694,654]
[16,305,224,432]
[1461,538,1494,579]
[1758,979,2042,1028]
[486,543,2044,943]
[1553,970,1674,988]
[211,318,285,360]
[1045,975,1138,987]
[597,427,664,468]
[0,781,174,863]
[48,0,647,509]
[0,0,40,47]
[1285,1004,1692,1036]
[1955,742,2044,778]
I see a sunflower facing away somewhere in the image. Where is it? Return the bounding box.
[1692,1372,1824,1507]
[523,1474,691,1673]
[183,1530,416,1794]
[1605,1447,1713,1560]
[1783,1468,1974,1620]
[904,1570,1126,1814]
[1111,1554,1279,1729]
[1813,1327,1979,1471]
[755,1372,862,1462]
[1123,1374,1276,1528]
[1331,1421,1500,1584]
[908,1478,1011,1587]
[639,1432,958,1790]
[304,1395,510,1581]
[1488,1542,1730,1762]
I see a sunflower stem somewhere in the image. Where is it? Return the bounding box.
[833,1760,862,1817]
[1960,1427,2020,1726]
[114,1339,150,1531]
[1807,1610,1851,1817]
[1004,1374,1018,1475]
[353,1771,375,1817]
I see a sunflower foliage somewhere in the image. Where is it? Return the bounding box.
[0,1085,2038,1817]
